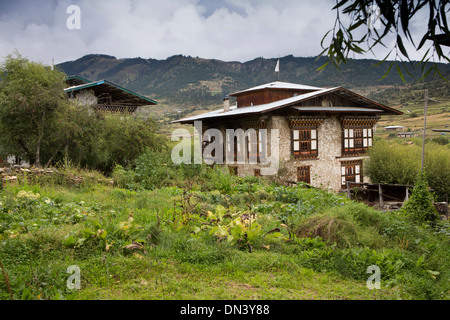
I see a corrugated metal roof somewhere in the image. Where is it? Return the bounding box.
[173,83,402,124]
[65,80,157,105]
[66,75,91,86]
[174,87,338,123]
[293,106,383,113]
[229,81,323,96]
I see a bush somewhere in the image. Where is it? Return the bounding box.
[294,213,358,248]
[400,171,439,224]
[432,136,449,145]
[366,140,450,200]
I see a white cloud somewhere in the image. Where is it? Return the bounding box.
[0,0,445,65]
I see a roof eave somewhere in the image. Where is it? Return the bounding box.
[64,80,157,105]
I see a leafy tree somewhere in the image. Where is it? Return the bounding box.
[400,170,439,223]
[40,100,102,168]
[320,0,450,80]
[0,51,67,167]
[365,139,450,201]
[94,115,168,173]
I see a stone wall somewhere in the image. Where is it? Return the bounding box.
[211,115,371,193]
[200,113,373,193]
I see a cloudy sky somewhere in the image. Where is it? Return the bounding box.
[0,0,444,65]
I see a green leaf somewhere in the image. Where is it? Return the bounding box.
[63,235,76,247]
[396,36,409,59]
[427,270,440,276]
[191,226,201,234]
[75,237,86,247]
[348,19,364,32]
[379,62,393,80]
[396,65,406,83]
[21,288,33,300]
[416,254,425,267]
[316,61,329,72]
[209,225,229,237]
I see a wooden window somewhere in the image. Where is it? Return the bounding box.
[343,128,372,155]
[202,132,215,161]
[225,134,242,162]
[292,128,318,159]
[341,160,362,186]
[246,129,263,163]
[297,166,311,184]
[254,169,261,177]
[227,129,263,163]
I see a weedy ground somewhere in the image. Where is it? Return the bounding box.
[0,172,448,300]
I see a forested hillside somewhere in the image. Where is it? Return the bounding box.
[58,54,450,108]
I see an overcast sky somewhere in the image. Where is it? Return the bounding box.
[0,0,445,65]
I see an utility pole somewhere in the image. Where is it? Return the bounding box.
[421,89,428,171]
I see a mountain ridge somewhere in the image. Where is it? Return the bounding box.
[58,54,450,107]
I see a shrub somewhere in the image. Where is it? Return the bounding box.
[366,140,450,201]
[132,148,176,190]
[432,136,449,145]
[294,212,358,248]
[400,171,439,224]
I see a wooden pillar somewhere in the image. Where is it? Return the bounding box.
[378,184,384,208]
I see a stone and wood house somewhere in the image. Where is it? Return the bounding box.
[175,81,402,193]
[65,75,157,113]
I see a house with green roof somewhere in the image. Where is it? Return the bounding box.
[65,75,157,113]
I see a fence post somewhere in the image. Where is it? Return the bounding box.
[378,184,384,208]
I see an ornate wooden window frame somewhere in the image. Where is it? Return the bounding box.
[340,160,362,187]
[227,120,267,163]
[297,166,311,184]
[341,117,378,156]
[289,117,324,160]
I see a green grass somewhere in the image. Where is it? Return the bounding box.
[0,173,448,300]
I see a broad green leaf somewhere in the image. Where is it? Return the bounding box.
[63,235,76,247]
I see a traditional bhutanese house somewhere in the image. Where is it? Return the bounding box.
[174,81,402,193]
[64,75,157,113]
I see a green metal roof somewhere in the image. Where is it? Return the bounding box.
[66,75,92,85]
[65,79,157,106]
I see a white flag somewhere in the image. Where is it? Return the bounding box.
[275,59,279,73]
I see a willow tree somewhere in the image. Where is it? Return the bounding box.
[319,0,450,80]
[0,51,67,167]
